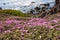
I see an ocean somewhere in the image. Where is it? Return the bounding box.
[0,0,55,13]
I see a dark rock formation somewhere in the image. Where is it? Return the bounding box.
[55,0,60,5]
[0,7,2,10]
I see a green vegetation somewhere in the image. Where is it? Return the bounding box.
[0,9,30,17]
[0,9,59,18]
[0,9,60,40]
[0,26,60,40]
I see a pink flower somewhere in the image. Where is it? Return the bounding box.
[5,20,13,24]
[42,22,49,26]
[57,35,60,39]
[4,30,11,33]
[51,20,58,23]
[39,19,47,23]
[0,21,3,25]
[48,26,54,29]
[20,30,28,33]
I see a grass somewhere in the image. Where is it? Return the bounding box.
[0,9,30,17]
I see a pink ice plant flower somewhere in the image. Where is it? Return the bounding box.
[20,30,28,33]
[0,21,3,26]
[51,20,59,23]
[4,30,11,33]
[5,20,14,24]
[5,20,23,24]
[48,26,55,29]
[0,17,60,33]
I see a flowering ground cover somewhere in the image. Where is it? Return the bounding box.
[0,12,60,40]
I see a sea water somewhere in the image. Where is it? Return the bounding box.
[0,0,55,13]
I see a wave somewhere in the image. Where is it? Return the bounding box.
[0,0,55,13]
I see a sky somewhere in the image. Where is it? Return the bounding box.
[0,0,55,6]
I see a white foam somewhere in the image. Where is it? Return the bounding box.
[0,0,55,13]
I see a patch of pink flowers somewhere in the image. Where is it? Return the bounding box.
[0,16,60,33]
